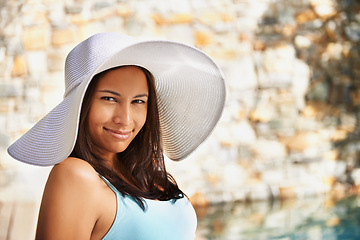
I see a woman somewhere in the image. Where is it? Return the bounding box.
[7,32,226,239]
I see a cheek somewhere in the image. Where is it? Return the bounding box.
[87,104,108,129]
[142,108,148,125]
[135,108,148,128]
[87,110,99,138]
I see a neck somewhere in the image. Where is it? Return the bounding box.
[112,157,143,191]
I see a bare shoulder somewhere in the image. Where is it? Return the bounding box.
[36,157,104,239]
[44,157,106,203]
[52,157,99,181]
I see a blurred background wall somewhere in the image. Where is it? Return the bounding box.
[0,0,360,239]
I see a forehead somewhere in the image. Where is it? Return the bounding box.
[95,66,149,92]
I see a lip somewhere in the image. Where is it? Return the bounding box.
[104,128,132,140]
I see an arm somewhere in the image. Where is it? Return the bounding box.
[36,158,101,240]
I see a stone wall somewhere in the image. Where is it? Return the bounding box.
[1,0,360,205]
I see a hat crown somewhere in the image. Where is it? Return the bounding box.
[64,32,136,97]
[8,32,226,166]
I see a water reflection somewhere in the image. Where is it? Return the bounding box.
[196,195,360,240]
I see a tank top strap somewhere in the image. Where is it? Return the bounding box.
[97,174,120,195]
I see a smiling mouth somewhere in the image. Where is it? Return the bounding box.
[104,128,132,140]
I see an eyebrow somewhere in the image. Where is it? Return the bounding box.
[98,90,148,98]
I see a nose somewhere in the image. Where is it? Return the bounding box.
[113,102,131,126]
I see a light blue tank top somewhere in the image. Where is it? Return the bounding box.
[98,175,197,240]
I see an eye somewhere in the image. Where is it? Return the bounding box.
[101,96,116,102]
[132,99,146,104]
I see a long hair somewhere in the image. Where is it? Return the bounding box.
[70,66,184,210]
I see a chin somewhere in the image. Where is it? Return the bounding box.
[113,145,131,154]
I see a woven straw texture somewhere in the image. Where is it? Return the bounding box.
[8,32,226,166]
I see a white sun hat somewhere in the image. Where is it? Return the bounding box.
[7,32,226,166]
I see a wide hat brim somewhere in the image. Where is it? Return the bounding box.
[7,33,226,166]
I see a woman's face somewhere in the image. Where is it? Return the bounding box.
[87,66,149,162]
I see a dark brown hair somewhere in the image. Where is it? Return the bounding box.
[70,66,184,210]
